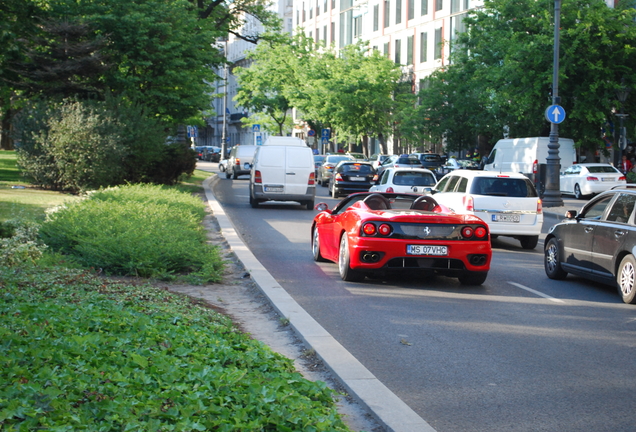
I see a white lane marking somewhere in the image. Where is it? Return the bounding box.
[508,281,565,303]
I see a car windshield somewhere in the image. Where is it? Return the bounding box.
[326,156,353,164]
[393,171,436,186]
[587,166,619,173]
[341,163,374,173]
[470,177,537,197]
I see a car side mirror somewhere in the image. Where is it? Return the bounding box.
[315,202,330,212]
[565,210,577,219]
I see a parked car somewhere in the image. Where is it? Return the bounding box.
[431,170,543,249]
[369,153,390,169]
[346,152,368,161]
[218,159,228,172]
[560,163,626,199]
[313,154,326,177]
[203,146,222,162]
[226,145,258,179]
[370,167,437,194]
[436,158,480,177]
[410,152,444,171]
[376,155,423,177]
[328,161,376,198]
[316,155,355,186]
[311,192,491,284]
[544,186,636,303]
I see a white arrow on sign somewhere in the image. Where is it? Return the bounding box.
[545,104,566,124]
[550,107,562,122]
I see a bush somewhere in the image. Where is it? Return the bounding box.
[627,171,636,183]
[0,220,47,266]
[38,184,222,281]
[13,98,196,192]
[0,266,351,431]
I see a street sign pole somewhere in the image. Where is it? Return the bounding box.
[543,0,564,207]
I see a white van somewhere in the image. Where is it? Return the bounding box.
[226,145,258,179]
[483,137,577,185]
[249,137,316,209]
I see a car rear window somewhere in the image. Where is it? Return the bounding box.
[587,166,619,173]
[471,177,538,197]
[393,171,436,186]
[341,163,374,173]
[397,157,422,165]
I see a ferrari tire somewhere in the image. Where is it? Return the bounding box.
[458,271,488,286]
[338,234,365,282]
[617,255,636,304]
[519,235,539,250]
[544,238,568,280]
[312,227,328,262]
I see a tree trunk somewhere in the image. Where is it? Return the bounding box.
[0,106,14,150]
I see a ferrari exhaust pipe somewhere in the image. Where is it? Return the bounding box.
[361,252,381,263]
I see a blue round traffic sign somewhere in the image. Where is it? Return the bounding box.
[545,105,566,124]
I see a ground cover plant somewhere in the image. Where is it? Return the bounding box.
[0,265,352,431]
[38,184,223,283]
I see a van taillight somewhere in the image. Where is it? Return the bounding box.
[235,157,241,166]
[532,159,538,175]
[254,170,262,183]
[464,196,474,211]
[308,172,315,185]
[537,199,542,214]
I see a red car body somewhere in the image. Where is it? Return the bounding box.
[311,192,492,285]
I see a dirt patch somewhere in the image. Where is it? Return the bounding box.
[164,208,383,432]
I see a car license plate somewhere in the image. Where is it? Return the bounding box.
[407,245,448,255]
[264,186,284,192]
[602,177,614,182]
[492,214,520,222]
[349,177,365,181]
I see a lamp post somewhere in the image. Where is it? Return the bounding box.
[221,37,229,160]
[543,0,564,207]
[615,82,630,169]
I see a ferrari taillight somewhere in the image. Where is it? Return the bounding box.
[474,226,488,238]
[378,223,392,236]
[461,226,474,238]
[363,223,377,235]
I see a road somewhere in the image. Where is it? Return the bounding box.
[201,162,636,432]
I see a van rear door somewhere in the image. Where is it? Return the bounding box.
[285,147,314,195]
[259,146,286,188]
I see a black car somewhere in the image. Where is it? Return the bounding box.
[328,161,376,198]
[410,152,444,171]
[544,186,636,304]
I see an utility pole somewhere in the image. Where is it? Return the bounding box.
[221,37,229,160]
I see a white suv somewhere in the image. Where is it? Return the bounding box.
[432,171,543,249]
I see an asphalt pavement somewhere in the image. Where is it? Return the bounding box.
[198,163,585,432]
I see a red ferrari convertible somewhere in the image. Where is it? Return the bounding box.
[311,192,492,285]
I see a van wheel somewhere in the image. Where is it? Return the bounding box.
[233,170,238,180]
[249,194,259,208]
[304,200,314,210]
[225,169,231,179]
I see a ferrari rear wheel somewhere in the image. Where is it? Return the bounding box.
[338,234,365,282]
[312,227,328,262]
[458,271,488,286]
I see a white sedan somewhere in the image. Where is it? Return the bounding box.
[560,163,626,199]
[369,167,437,194]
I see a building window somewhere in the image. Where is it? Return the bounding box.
[396,0,402,24]
[310,7,313,18]
[332,0,336,9]
[434,27,442,59]
[384,42,390,58]
[384,0,390,28]
[407,35,413,65]
[316,28,320,43]
[309,30,313,40]
[395,39,401,64]
[296,9,300,25]
[408,0,415,20]
[303,3,306,22]
[435,0,443,11]
[373,4,379,31]
[331,22,335,44]
[420,31,428,62]
[354,15,362,37]
[324,25,328,42]
[451,0,460,13]
[421,0,428,15]
[324,0,328,13]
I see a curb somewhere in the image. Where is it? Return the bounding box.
[202,175,436,432]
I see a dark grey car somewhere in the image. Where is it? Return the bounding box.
[544,186,636,304]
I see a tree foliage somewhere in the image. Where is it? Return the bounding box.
[419,0,636,153]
